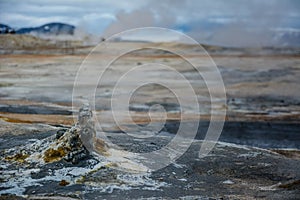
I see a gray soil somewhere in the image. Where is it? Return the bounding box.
[0,123,299,200]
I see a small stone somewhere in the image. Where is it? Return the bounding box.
[207,169,214,175]
[59,179,70,186]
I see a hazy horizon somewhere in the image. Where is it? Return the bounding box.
[1,0,300,47]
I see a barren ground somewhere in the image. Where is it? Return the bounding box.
[0,35,299,199]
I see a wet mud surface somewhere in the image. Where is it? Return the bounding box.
[0,122,299,199]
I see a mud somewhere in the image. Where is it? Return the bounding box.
[0,123,299,199]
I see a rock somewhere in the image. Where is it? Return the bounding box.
[41,125,89,164]
[78,104,108,154]
[1,105,108,166]
[59,179,70,186]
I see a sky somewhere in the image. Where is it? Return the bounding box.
[0,0,300,46]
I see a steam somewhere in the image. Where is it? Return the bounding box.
[101,0,299,47]
[103,9,155,37]
[28,28,102,46]
[1,0,298,47]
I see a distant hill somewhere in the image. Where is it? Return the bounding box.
[16,22,75,35]
[0,24,15,34]
[274,30,300,47]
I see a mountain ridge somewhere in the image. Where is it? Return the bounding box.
[0,22,75,36]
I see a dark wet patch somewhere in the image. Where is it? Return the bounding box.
[0,130,55,150]
[227,95,300,110]
[272,149,300,160]
[0,194,26,200]
[105,118,300,152]
[0,105,72,115]
[162,120,300,149]
[24,181,83,197]
[78,166,118,184]
[106,132,172,153]
[278,180,300,190]
[220,66,296,85]
[129,102,180,112]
